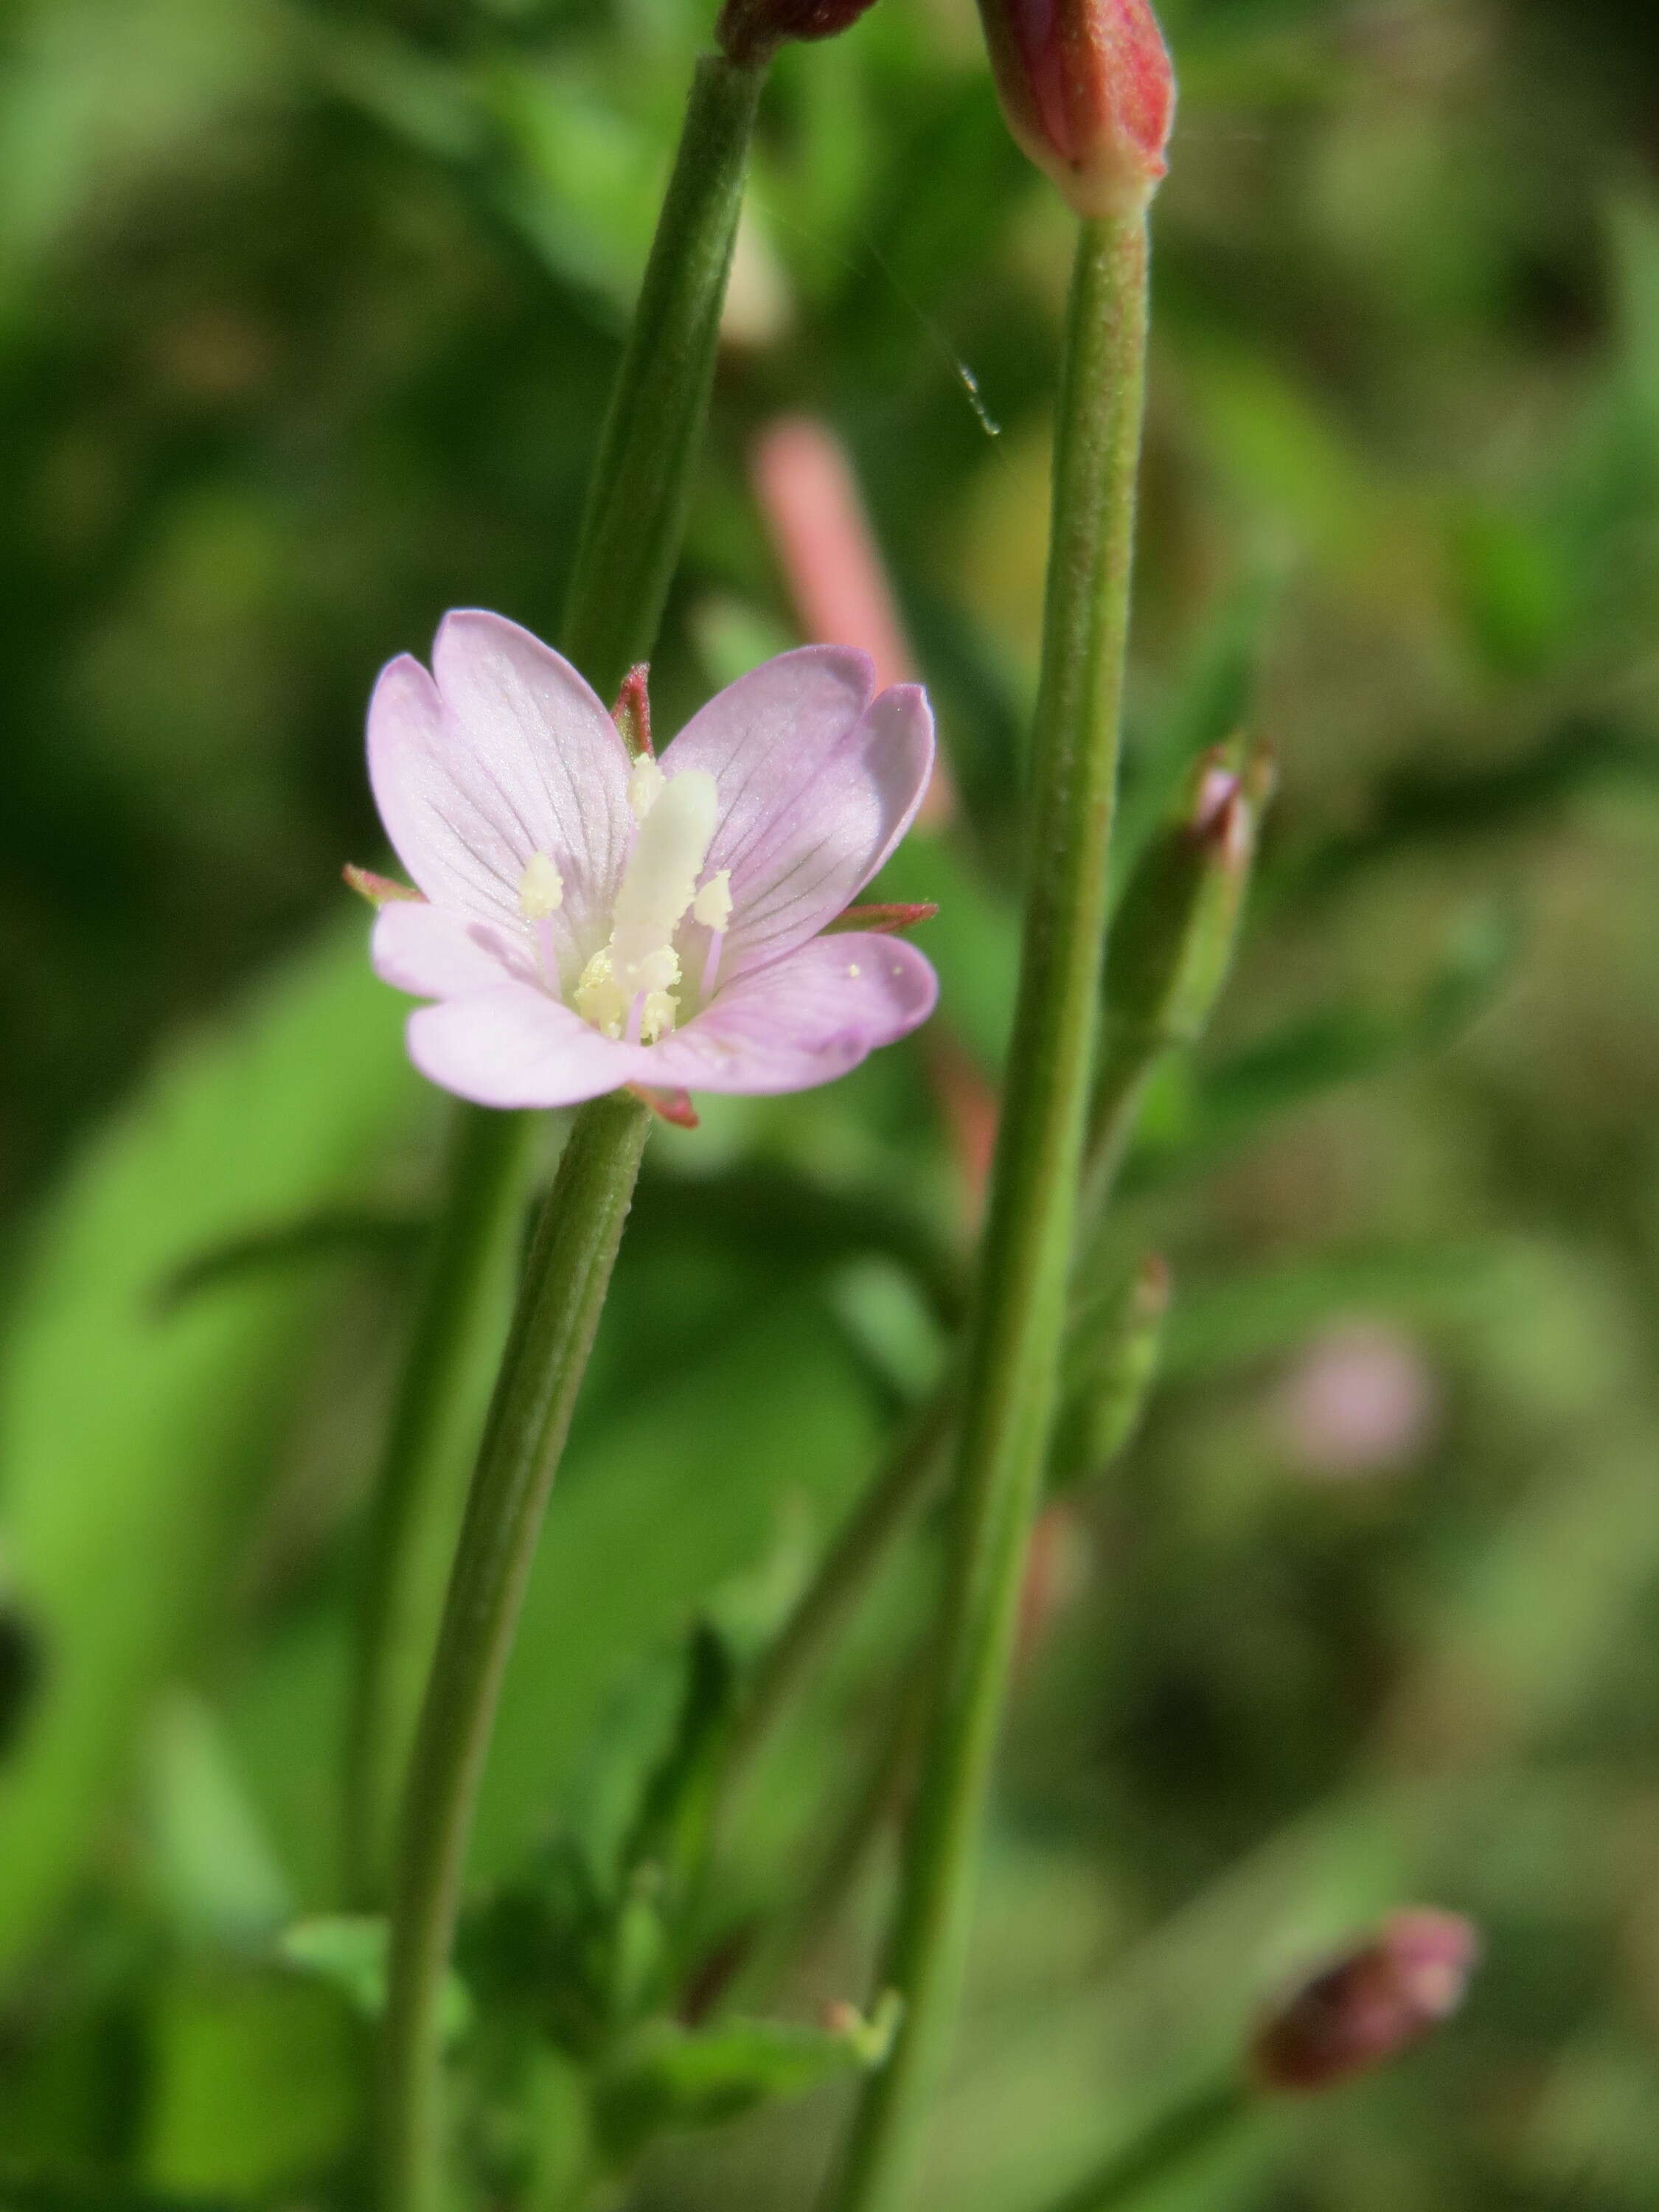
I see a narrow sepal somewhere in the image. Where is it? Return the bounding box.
[824,900,939,936]
[627,1082,700,1129]
[613,664,654,759]
[344,863,425,908]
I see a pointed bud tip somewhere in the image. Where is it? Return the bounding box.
[980,0,1175,218]
[1251,1909,1481,2096]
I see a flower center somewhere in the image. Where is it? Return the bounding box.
[572,766,721,1045]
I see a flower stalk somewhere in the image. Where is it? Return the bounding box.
[380,1091,651,2212]
[822,208,1153,2212]
[563,50,769,700]
[373,42,772,2212]
[345,1105,532,1902]
[350,43,773,1912]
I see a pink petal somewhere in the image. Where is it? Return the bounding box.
[366,611,632,975]
[406,981,639,1109]
[371,900,532,1000]
[660,649,933,978]
[644,933,938,1096]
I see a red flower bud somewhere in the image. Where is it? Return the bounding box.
[978,0,1175,218]
[1251,1909,1481,2096]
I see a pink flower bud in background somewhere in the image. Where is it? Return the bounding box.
[1273,1321,1441,1479]
[1252,1910,1481,2095]
[977,0,1175,218]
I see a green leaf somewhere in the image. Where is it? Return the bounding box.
[472,1301,884,1881]
[153,1206,422,1313]
[142,1692,292,1952]
[0,926,417,1976]
[1133,899,1520,1181]
[1161,1242,1514,1382]
[279,1915,472,2044]
[622,1622,740,1896]
[593,1994,900,2160]
[140,1966,360,2199]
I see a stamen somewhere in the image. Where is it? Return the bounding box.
[692,869,732,931]
[628,758,666,821]
[518,850,564,919]
[535,918,561,994]
[692,867,734,1004]
[575,768,720,1045]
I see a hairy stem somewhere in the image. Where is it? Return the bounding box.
[374,46,770,2212]
[380,1096,650,2212]
[347,1108,532,1902]
[563,53,769,698]
[822,211,1152,2212]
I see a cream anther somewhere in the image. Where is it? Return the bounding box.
[692,869,732,932]
[517,850,564,919]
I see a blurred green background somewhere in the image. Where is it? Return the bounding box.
[4,0,1659,2204]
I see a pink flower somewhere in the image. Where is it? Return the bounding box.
[363,612,939,1109]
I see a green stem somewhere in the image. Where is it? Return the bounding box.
[562,51,768,698]
[349,48,766,1907]
[347,1106,533,1903]
[375,46,770,2211]
[381,1095,650,2212]
[1032,2079,1254,2212]
[717,1391,953,1804]
[751,1653,932,2001]
[823,211,1152,2212]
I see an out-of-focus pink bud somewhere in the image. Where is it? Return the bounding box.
[1251,1909,1481,2095]
[978,0,1175,218]
[1274,1321,1441,1479]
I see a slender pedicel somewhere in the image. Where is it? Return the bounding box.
[372,33,774,2208]
[347,41,775,1919]
[821,0,1169,2165]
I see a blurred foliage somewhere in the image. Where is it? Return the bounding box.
[4,0,1659,2206]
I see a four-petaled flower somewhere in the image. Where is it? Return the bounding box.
[364,612,939,1107]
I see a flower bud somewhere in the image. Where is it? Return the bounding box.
[1105,738,1272,1061]
[1050,1251,1170,1492]
[717,0,883,66]
[977,0,1175,218]
[1251,1910,1481,2095]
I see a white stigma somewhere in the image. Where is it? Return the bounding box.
[517,850,565,920]
[575,768,718,1045]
